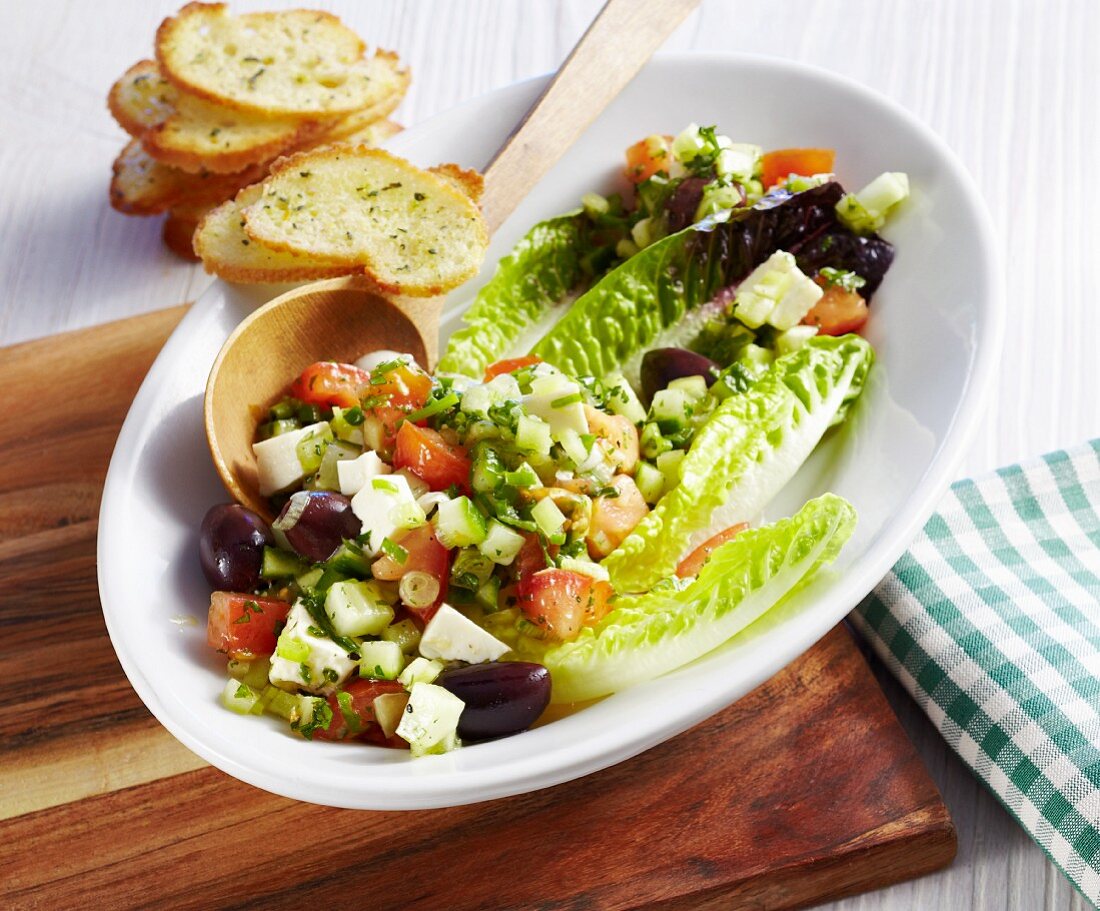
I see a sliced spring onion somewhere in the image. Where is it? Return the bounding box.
[272,491,309,532]
[379,537,408,564]
[404,391,460,424]
[399,571,440,609]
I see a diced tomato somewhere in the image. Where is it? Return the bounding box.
[676,523,749,578]
[207,593,291,660]
[370,524,451,622]
[586,475,649,559]
[584,405,639,474]
[483,355,542,382]
[315,679,407,743]
[761,148,836,189]
[288,361,371,409]
[361,361,433,451]
[511,532,558,584]
[624,134,674,184]
[393,422,472,494]
[517,569,614,641]
[803,283,869,336]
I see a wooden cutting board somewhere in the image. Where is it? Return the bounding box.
[0,309,956,911]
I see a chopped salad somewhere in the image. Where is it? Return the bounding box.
[199,124,909,756]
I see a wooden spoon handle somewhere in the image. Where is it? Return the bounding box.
[479,0,700,234]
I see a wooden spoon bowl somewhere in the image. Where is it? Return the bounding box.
[203,275,444,519]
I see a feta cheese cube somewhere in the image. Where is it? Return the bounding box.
[253,421,329,496]
[350,473,416,556]
[269,602,357,694]
[418,604,510,664]
[523,375,589,440]
[336,450,391,496]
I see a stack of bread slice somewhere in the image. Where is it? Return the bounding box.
[108,2,409,261]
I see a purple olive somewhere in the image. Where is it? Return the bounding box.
[436,662,551,741]
[665,176,710,233]
[274,491,361,563]
[199,504,273,592]
[640,347,720,404]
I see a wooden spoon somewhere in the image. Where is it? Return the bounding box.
[204,0,699,518]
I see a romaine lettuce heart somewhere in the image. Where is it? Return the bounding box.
[529,182,883,378]
[526,493,856,703]
[437,212,590,378]
[603,334,873,593]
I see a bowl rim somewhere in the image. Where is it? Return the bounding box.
[97,51,1004,809]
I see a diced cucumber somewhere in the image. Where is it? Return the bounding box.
[227,658,250,681]
[715,142,762,183]
[396,682,464,757]
[270,399,298,421]
[325,580,394,637]
[695,181,744,220]
[557,428,589,466]
[656,448,686,491]
[373,691,411,739]
[295,568,324,594]
[226,656,271,689]
[640,421,672,459]
[515,414,553,456]
[776,325,819,355]
[450,548,494,591]
[391,499,427,531]
[475,575,501,611]
[837,172,910,234]
[531,497,567,538]
[276,632,310,663]
[329,406,364,443]
[295,423,334,474]
[471,444,506,494]
[667,375,708,401]
[434,496,488,548]
[398,656,444,688]
[382,618,422,653]
[634,461,666,506]
[477,519,526,566]
[650,388,689,432]
[325,541,370,577]
[262,546,308,580]
[581,192,610,217]
[221,678,262,715]
[503,461,540,489]
[740,344,774,369]
[267,418,301,437]
[603,373,646,425]
[358,640,405,680]
[262,686,302,721]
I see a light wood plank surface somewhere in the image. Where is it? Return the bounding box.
[0,1,1096,908]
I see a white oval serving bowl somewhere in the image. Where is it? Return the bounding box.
[98,54,1001,810]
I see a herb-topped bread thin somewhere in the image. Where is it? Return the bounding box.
[194,185,357,283]
[155,3,388,117]
[110,138,265,215]
[240,147,488,296]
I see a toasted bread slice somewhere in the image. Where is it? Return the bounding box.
[142,90,327,174]
[194,185,357,283]
[311,61,410,142]
[162,208,206,260]
[240,146,488,297]
[429,163,484,205]
[107,60,179,137]
[313,118,402,151]
[109,60,342,174]
[156,3,397,117]
[110,138,265,215]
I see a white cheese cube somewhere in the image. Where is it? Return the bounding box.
[268,602,357,694]
[396,682,464,757]
[336,450,391,496]
[418,604,510,664]
[523,375,589,440]
[253,421,329,496]
[350,473,416,556]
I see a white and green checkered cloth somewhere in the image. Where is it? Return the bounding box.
[852,440,1100,903]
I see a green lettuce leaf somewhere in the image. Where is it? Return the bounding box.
[529,182,846,377]
[603,334,873,593]
[528,493,856,703]
[437,213,590,378]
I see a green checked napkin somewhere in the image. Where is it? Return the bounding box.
[852,440,1100,903]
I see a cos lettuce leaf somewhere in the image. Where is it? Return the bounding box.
[437,213,591,378]
[603,334,873,593]
[530,182,857,378]
[527,493,856,703]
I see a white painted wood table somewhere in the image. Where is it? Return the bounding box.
[2,0,1097,907]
